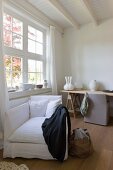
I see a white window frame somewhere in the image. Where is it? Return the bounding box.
[3,8,47,88]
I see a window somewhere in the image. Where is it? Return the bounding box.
[3,12,47,89]
[3,13,23,50]
[28,26,43,55]
[4,55,23,87]
[28,59,43,84]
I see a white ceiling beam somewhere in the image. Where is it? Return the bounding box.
[5,0,64,33]
[82,0,98,25]
[48,0,80,29]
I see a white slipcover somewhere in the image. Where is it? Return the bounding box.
[4,95,68,160]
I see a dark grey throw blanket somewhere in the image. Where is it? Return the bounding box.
[42,104,71,162]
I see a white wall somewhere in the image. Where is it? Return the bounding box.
[63,19,113,90]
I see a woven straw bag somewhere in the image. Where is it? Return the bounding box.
[69,128,94,158]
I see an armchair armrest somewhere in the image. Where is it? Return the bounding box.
[4,102,29,139]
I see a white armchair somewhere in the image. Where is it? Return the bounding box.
[4,95,68,160]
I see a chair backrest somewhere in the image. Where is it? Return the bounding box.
[88,93,107,113]
[84,93,109,125]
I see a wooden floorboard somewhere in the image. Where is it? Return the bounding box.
[95,149,112,170]
[0,117,113,170]
[108,152,113,170]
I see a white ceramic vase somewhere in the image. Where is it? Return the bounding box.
[89,80,98,91]
[64,76,69,90]
[64,76,74,90]
[68,76,74,90]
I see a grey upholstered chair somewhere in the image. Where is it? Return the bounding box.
[84,93,109,125]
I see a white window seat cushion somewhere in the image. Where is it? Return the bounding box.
[8,117,46,144]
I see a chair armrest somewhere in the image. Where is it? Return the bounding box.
[4,102,29,139]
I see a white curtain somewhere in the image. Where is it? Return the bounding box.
[48,26,58,95]
[0,0,9,149]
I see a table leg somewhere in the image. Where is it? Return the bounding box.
[66,93,81,118]
[66,93,76,118]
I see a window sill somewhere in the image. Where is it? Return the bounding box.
[9,88,52,100]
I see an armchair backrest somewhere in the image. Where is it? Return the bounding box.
[29,95,62,118]
[30,95,62,102]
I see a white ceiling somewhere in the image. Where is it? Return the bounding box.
[27,0,113,29]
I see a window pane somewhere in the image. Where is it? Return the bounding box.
[12,33,23,49]
[28,73,43,84]
[28,60,36,72]
[12,57,22,72]
[36,61,43,72]
[13,18,23,35]
[28,39,35,53]
[3,13,12,31]
[36,30,43,43]
[28,60,43,84]
[36,73,43,84]
[4,55,22,88]
[28,73,36,84]
[3,13,23,50]
[3,30,12,47]
[12,71,22,87]
[4,55,11,71]
[28,26,36,40]
[12,57,22,87]
[36,43,43,55]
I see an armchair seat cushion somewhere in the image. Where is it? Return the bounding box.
[8,117,46,144]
